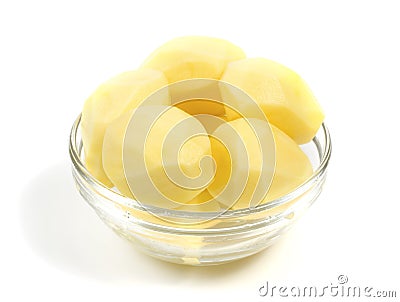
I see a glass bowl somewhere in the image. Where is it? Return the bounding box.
[69,115,331,266]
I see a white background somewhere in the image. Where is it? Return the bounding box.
[1,0,399,301]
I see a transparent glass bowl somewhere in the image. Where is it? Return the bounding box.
[69,115,331,266]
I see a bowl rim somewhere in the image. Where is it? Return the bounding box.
[69,114,331,219]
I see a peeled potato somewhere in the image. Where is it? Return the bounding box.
[81,69,169,186]
[175,99,225,117]
[221,58,324,144]
[168,77,226,116]
[263,125,313,203]
[102,111,133,197]
[142,36,246,84]
[207,118,313,210]
[176,190,221,212]
[207,118,276,209]
[103,105,214,208]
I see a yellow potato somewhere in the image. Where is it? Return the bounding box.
[103,105,214,208]
[176,190,221,212]
[81,69,169,186]
[263,125,313,203]
[207,118,313,210]
[175,99,225,117]
[168,77,226,116]
[101,111,132,197]
[221,58,324,144]
[142,36,246,83]
[207,118,276,209]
